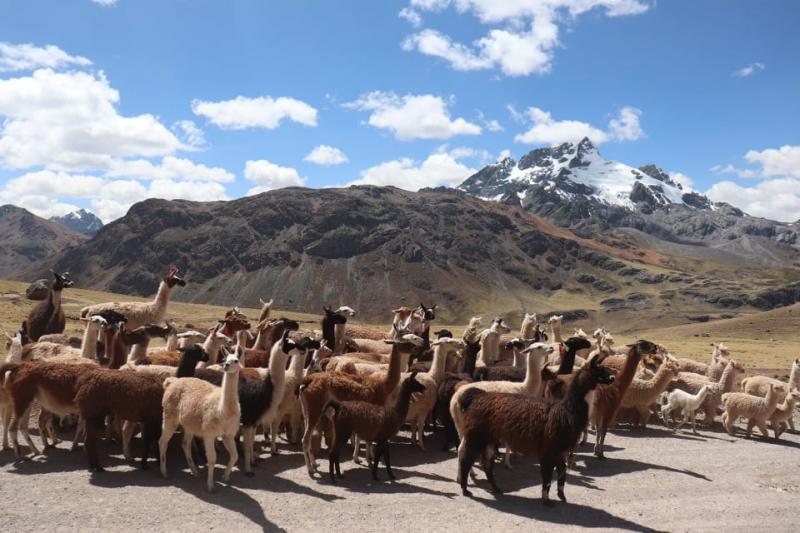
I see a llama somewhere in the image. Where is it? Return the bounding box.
[591,340,659,458]
[436,336,480,451]
[456,352,615,503]
[548,315,564,344]
[80,267,186,351]
[619,360,680,427]
[475,318,512,368]
[705,343,731,381]
[321,307,348,354]
[769,388,799,439]
[740,358,800,430]
[159,351,242,492]
[25,270,73,341]
[721,384,782,438]
[241,318,299,368]
[661,386,710,434]
[670,359,745,425]
[324,373,426,482]
[298,334,423,475]
[519,313,537,340]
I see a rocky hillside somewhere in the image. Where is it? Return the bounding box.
[50,209,103,236]
[23,187,800,323]
[0,205,89,277]
[458,139,799,267]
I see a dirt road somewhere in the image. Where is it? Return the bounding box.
[1,419,798,532]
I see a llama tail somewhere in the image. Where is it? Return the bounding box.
[322,399,340,419]
[458,387,486,413]
[0,362,21,389]
[740,377,750,390]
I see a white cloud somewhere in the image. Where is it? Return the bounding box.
[732,62,764,78]
[485,119,503,132]
[0,42,91,72]
[244,160,305,195]
[607,106,645,142]
[710,163,758,179]
[0,68,183,171]
[706,178,800,223]
[106,156,235,182]
[304,145,349,166]
[399,7,422,27]
[192,95,318,130]
[91,0,119,5]
[498,148,512,161]
[402,1,651,76]
[344,91,481,140]
[514,106,645,145]
[351,149,476,190]
[514,107,609,145]
[712,145,800,179]
[172,120,207,149]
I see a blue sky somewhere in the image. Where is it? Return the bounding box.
[0,0,798,222]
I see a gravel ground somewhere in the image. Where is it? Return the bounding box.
[1,417,798,533]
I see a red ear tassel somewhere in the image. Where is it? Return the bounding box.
[167,266,178,277]
[559,344,567,357]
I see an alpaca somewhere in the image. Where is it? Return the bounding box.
[670,359,745,425]
[298,335,423,475]
[436,337,480,451]
[706,343,731,381]
[740,358,800,430]
[456,353,615,502]
[321,307,348,354]
[475,318,512,368]
[661,386,710,434]
[159,351,242,492]
[25,271,73,341]
[591,340,659,458]
[241,318,299,368]
[324,373,427,482]
[548,315,564,344]
[619,360,680,427]
[769,388,799,439]
[80,267,186,351]
[721,384,782,438]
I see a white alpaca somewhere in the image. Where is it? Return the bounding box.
[661,385,710,434]
[476,318,511,368]
[159,351,242,492]
[519,313,537,340]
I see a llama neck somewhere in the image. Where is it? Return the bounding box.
[765,388,780,410]
[390,382,418,424]
[151,281,172,322]
[462,342,479,375]
[563,370,593,421]
[557,347,577,375]
[551,322,563,344]
[718,362,736,391]
[108,331,130,369]
[779,396,796,413]
[478,331,499,365]
[334,323,346,353]
[165,333,178,351]
[81,322,99,359]
[382,345,403,396]
[176,353,198,378]
[127,340,151,363]
[203,335,222,365]
[49,288,62,311]
[522,352,542,394]
[513,349,524,368]
[321,318,336,349]
[253,329,268,351]
[219,369,240,417]
[652,364,675,388]
[789,363,800,389]
[616,347,643,391]
[428,345,448,382]
[288,350,306,380]
[268,350,288,386]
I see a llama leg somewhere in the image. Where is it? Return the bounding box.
[37,410,52,447]
[745,418,755,438]
[457,439,478,497]
[593,420,606,458]
[416,416,426,451]
[270,421,279,454]
[181,431,198,476]
[1,405,10,450]
[121,420,136,461]
[755,420,770,439]
[483,444,501,494]
[71,417,85,451]
[242,426,255,476]
[788,418,795,432]
[140,422,159,470]
[204,435,218,492]
[352,434,361,464]
[84,415,105,473]
[540,456,556,506]
[17,407,40,457]
[690,411,699,435]
[383,443,395,480]
[371,441,385,481]
[290,408,303,444]
[328,444,338,483]
[556,455,568,502]
[158,418,179,479]
[222,435,238,483]
[300,399,318,475]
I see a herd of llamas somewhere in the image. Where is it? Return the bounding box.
[1,268,798,505]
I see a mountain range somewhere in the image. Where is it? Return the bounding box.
[50,209,104,236]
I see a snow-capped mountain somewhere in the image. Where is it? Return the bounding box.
[50,208,103,236]
[458,138,798,264]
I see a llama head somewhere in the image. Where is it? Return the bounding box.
[334,306,356,317]
[432,337,466,351]
[80,315,109,328]
[177,344,209,364]
[492,317,511,334]
[417,303,437,321]
[792,358,800,369]
[322,306,348,325]
[221,315,251,335]
[626,339,659,356]
[433,329,453,340]
[468,316,482,329]
[164,266,186,288]
[522,342,554,363]
[564,336,593,356]
[95,309,128,326]
[587,353,615,386]
[504,338,526,351]
[141,323,173,339]
[50,270,74,290]
[384,332,424,351]
[548,315,563,325]
[713,343,730,358]
[573,327,588,339]
[259,298,274,309]
[522,312,537,323]
[222,350,241,373]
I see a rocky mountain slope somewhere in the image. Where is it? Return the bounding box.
[458,139,799,267]
[22,187,800,323]
[50,209,104,236]
[0,205,89,277]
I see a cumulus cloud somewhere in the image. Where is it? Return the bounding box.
[712,145,800,179]
[344,91,481,140]
[607,106,645,142]
[0,42,91,72]
[351,148,476,190]
[192,96,318,130]
[399,7,422,27]
[0,68,183,170]
[514,106,645,145]
[706,178,800,223]
[304,145,349,166]
[172,120,207,149]
[402,1,651,76]
[668,171,694,191]
[106,156,235,182]
[244,160,306,195]
[732,62,764,78]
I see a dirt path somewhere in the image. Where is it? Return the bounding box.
[1,419,798,532]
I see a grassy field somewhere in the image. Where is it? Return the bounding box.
[2,278,796,373]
